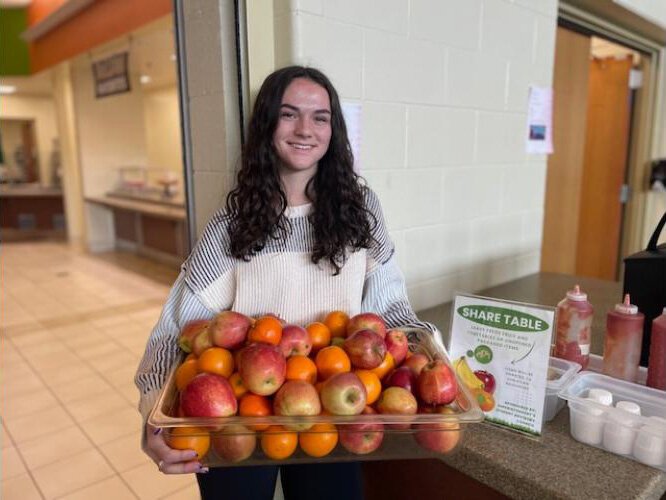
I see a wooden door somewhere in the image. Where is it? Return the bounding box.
[541,27,591,274]
[575,56,633,280]
[21,121,37,183]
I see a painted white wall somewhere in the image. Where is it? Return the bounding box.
[0,94,59,186]
[614,0,666,29]
[71,58,149,250]
[142,86,184,176]
[274,0,557,311]
[0,120,24,176]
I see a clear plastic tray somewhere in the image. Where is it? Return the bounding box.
[148,328,484,467]
[559,371,666,470]
[543,357,581,422]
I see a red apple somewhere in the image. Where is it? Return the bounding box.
[320,372,367,415]
[473,370,496,394]
[343,329,386,369]
[273,380,321,430]
[339,406,384,454]
[413,407,461,454]
[178,320,210,353]
[278,325,312,357]
[346,313,387,339]
[385,366,417,396]
[180,373,237,417]
[402,353,429,376]
[209,311,253,350]
[238,343,286,396]
[417,359,458,405]
[192,329,213,356]
[376,386,418,429]
[385,329,409,365]
[212,424,256,463]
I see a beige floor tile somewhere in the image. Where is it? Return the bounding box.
[57,476,138,500]
[1,445,27,479]
[49,373,115,404]
[40,362,96,388]
[1,369,45,399]
[75,341,126,361]
[98,431,151,472]
[1,386,59,420]
[18,339,69,358]
[68,391,131,423]
[118,381,141,405]
[1,472,43,500]
[79,406,142,446]
[28,349,81,372]
[103,363,140,389]
[64,332,115,353]
[32,447,115,499]
[16,424,93,470]
[161,481,201,499]
[94,350,139,374]
[121,461,196,500]
[11,330,55,349]
[2,421,15,448]
[4,405,74,444]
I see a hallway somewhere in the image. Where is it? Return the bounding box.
[1,242,199,499]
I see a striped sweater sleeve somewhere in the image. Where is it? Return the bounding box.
[361,188,437,334]
[134,271,215,420]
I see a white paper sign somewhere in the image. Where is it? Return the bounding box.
[448,294,555,436]
[526,86,553,154]
[341,101,362,172]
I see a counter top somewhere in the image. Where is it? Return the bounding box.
[416,272,666,500]
[85,195,186,220]
[0,184,63,197]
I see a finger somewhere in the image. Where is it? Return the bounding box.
[160,459,207,475]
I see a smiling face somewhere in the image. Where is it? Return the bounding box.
[273,78,332,178]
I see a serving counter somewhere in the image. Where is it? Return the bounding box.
[363,272,666,500]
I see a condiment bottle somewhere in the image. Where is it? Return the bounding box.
[554,285,594,369]
[646,308,666,390]
[602,294,644,382]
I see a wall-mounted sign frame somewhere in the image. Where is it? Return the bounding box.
[92,52,130,98]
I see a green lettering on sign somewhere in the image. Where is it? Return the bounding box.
[457,305,548,332]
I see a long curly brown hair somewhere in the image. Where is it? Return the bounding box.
[226,66,375,274]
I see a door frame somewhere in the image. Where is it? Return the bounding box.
[559,2,666,260]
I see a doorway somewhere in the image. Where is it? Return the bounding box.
[541,24,650,281]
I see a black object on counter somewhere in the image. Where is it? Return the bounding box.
[623,210,666,366]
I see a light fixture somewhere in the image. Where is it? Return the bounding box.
[139,75,151,85]
[0,85,17,94]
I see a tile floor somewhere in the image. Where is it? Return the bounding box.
[1,241,202,499]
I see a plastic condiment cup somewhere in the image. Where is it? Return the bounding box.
[615,400,641,415]
[587,388,613,406]
[633,425,666,467]
[570,398,605,446]
[603,410,639,455]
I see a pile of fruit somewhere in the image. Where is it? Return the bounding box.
[166,311,463,463]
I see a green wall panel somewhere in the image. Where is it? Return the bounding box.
[0,8,30,76]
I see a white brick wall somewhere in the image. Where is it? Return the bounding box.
[274,0,558,312]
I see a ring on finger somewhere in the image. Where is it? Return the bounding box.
[157,459,165,471]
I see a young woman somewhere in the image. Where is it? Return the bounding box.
[136,66,432,500]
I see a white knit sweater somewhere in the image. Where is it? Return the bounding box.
[135,188,432,419]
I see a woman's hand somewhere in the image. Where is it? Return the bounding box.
[145,424,208,474]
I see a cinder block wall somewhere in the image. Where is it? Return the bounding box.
[274,0,558,310]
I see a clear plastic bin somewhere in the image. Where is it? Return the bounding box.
[559,371,666,470]
[148,328,484,467]
[543,357,581,422]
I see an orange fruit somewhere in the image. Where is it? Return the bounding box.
[286,355,317,384]
[323,310,350,338]
[197,347,234,378]
[239,393,272,431]
[229,372,248,399]
[248,316,283,345]
[166,426,210,460]
[261,425,298,460]
[185,353,197,362]
[307,322,331,352]
[355,369,382,405]
[370,352,395,380]
[299,423,338,458]
[315,346,351,380]
[175,358,199,391]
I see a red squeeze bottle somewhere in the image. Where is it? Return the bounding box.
[602,294,645,382]
[646,308,666,390]
[554,285,593,369]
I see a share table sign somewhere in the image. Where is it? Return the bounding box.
[448,294,555,436]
